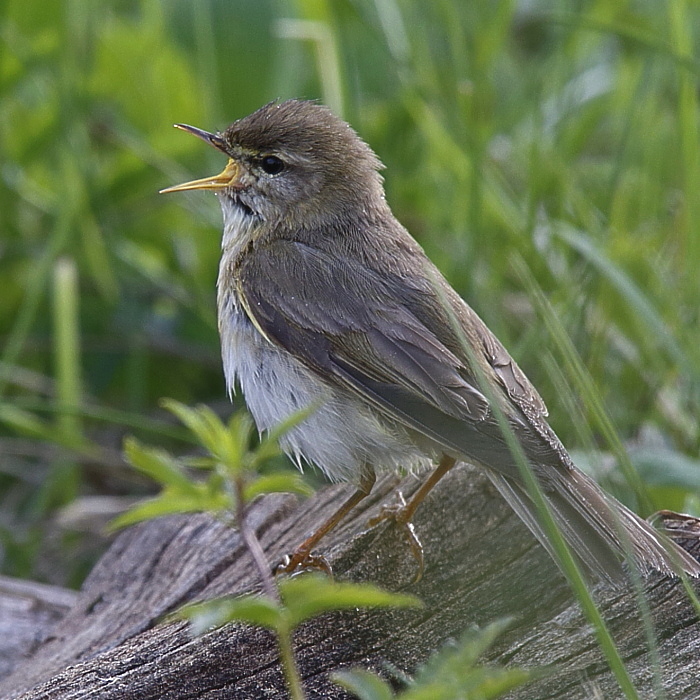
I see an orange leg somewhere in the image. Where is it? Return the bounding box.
[276,467,377,576]
[369,454,457,582]
[395,454,456,524]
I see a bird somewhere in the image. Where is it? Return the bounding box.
[161,99,700,585]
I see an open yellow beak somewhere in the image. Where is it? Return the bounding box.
[160,124,241,194]
[160,159,240,194]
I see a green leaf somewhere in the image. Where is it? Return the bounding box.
[184,456,219,470]
[397,619,535,700]
[413,619,513,681]
[203,406,249,468]
[0,404,87,451]
[108,488,231,531]
[161,399,254,475]
[278,574,422,628]
[123,436,192,489]
[400,669,533,700]
[470,668,535,699]
[162,399,233,460]
[333,669,395,700]
[243,473,314,502]
[246,436,283,467]
[0,405,47,438]
[227,411,256,455]
[177,594,283,634]
[443,617,514,668]
[108,495,183,531]
[263,403,317,444]
[630,448,700,491]
[333,620,535,700]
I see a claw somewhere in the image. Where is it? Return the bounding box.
[274,550,333,578]
[368,491,425,583]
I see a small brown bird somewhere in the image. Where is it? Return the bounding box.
[162,99,700,584]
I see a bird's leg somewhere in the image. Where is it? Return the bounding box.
[275,467,377,576]
[368,454,456,582]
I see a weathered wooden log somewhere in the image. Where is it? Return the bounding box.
[1,464,698,699]
[0,576,78,681]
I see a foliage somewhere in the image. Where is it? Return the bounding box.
[334,618,534,700]
[179,574,421,636]
[110,400,312,530]
[3,1,700,693]
[115,399,420,700]
[178,580,533,700]
[115,401,526,699]
[1,0,699,668]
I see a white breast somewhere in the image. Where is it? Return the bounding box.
[215,197,432,484]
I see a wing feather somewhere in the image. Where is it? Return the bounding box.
[236,240,562,476]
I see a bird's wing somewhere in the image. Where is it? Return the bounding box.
[235,240,564,475]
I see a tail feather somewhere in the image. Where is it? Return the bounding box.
[486,466,700,585]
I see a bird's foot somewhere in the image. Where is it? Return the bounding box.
[367,491,425,583]
[273,549,333,578]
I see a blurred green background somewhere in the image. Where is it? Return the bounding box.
[2,0,700,587]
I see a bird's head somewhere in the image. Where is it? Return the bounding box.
[161,100,386,232]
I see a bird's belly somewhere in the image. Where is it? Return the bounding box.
[219,301,433,483]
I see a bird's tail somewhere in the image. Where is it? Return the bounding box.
[486,466,700,585]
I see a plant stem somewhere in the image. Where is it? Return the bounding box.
[53,257,82,440]
[277,626,305,700]
[234,476,279,602]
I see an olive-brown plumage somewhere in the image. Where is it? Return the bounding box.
[163,99,700,584]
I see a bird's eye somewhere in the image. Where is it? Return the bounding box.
[259,155,285,175]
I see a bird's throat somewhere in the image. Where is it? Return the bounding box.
[219,194,262,259]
